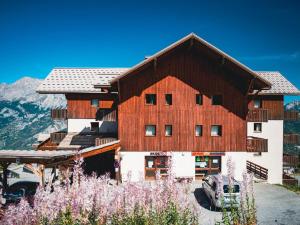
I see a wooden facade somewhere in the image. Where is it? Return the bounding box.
[66,93,118,119]
[248,95,284,120]
[118,47,250,152]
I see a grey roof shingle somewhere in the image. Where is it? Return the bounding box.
[255,71,300,95]
[37,68,128,94]
[37,68,299,96]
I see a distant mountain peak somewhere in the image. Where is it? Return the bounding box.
[0,76,66,150]
[0,76,66,109]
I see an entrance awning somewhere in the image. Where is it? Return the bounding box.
[0,140,121,167]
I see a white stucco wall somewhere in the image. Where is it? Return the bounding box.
[120,152,195,182]
[223,120,283,184]
[67,119,117,133]
[246,120,283,184]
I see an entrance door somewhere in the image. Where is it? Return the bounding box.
[195,156,221,180]
[145,156,169,180]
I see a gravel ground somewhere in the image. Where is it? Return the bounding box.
[190,181,300,225]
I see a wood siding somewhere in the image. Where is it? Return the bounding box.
[248,95,284,120]
[66,93,118,119]
[118,48,248,152]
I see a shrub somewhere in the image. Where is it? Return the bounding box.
[1,158,198,225]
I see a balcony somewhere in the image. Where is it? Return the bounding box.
[284,111,300,121]
[284,134,300,145]
[51,109,67,120]
[247,109,268,122]
[96,108,117,121]
[50,131,67,144]
[246,136,268,152]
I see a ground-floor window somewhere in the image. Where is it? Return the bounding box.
[195,156,221,180]
[145,156,169,180]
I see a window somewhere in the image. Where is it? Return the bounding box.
[145,156,170,180]
[91,122,99,133]
[165,94,172,105]
[145,94,156,105]
[195,125,203,136]
[165,125,172,136]
[212,95,223,105]
[145,125,156,136]
[253,99,262,108]
[196,94,203,105]
[254,123,262,132]
[211,125,222,136]
[91,99,99,107]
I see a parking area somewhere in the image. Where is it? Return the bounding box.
[190,182,300,225]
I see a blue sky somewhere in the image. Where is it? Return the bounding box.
[0,0,299,102]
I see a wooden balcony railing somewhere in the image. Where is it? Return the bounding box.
[247,109,268,122]
[284,134,300,145]
[284,111,300,121]
[51,109,68,120]
[283,155,299,167]
[246,137,268,152]
[96,109,117,121]
[95,137,117,146]
[50,132,67,144]
[246,161,268,180]
[283,173,298,186]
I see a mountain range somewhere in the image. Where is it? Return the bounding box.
[0,77,66,149]
[0,77,299,153]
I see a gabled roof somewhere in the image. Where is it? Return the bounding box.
[255,71,300,95]
[37,68,128,94]
[110,33,272,90]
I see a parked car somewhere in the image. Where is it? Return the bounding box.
[202,175,240,209]
[2,181,39,204]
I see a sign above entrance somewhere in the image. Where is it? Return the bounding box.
[192,152,225,156]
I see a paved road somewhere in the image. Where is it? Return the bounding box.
[190,182,300,225]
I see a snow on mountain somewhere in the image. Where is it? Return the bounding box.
[0,76,66,149]
[285,101,300,111]
[0,77,66,109]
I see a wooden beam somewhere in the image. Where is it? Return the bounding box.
[77,143,121,159]
[153,57,157,72]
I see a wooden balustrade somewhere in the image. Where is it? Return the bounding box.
[284,111,300,121]
[96,108,117,121]
[283,155,299,167]
[246,137,268,152]
[95,137,117,146]
[284,134,300,145]
[50,132,67,144]
[246,161,268,180]
[283,173,298,186]
[51,109,68,120]
[247,109,268,122]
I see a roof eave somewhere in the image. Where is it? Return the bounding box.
[110,33,272,89]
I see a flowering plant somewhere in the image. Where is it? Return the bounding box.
[1,158,199,225]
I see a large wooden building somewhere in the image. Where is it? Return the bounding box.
[37,33,300,184]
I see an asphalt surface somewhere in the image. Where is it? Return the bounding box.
[190,182,300,225]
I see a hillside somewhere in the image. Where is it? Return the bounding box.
[0,77,66,150]
[284,101,300,155]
